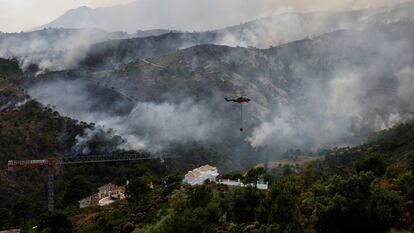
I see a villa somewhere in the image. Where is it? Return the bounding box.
[79,183,126,208]
[183,165,219,185]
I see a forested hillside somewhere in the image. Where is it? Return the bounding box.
[3,55,412,232]
[2,1,414,232]
[0,59,244,230]
[30,119,414,233]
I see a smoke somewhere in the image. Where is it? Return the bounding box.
[3,1,413,73]
[28,79,225,152]
[30,0,411,33]
[2,0,411,33]
[72,126,127,155]
[27,19,414,159]
[249,57,414,151]
[29,64,414,157]
[397,67,414,112]
[258,0,409,12]
[111,101,223,149]
[0,28,128,72]
[215,1,414,48]
[17,1,414,161]
[248,72,366,150]
[83,100,225,152]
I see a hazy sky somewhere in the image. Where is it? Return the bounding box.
[0,0,134,32]
[0,0,408,33]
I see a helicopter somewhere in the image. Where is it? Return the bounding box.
[224,96,251,104]
[224,95,251,132]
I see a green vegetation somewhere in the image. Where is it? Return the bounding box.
[313,172,403,233]
[1,58,414,232]
[355,154,387,176]
[64,120,414,233]
[37,211,73,233]
[0,58,21,77]
[2,98,414,232]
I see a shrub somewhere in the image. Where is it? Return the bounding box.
[355,154,387,176]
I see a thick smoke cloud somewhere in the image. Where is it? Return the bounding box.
[0,29,128,72]
[249,59,414,151]
[215,1,414,48]
[27,23,414,160]
[28,79,225,152]
[72,126,127,155]
[248,72,390,150]
[18,1,414,160]
[3,1,414,73]
[397,67,414,112]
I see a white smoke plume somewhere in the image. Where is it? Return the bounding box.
[2,1,413,74]
[28,79,224,152]
[0,28,129,72]
[248,65,414,151]
[215,1,414,48]
[72,126,127,155]
[27,19,414,158]
[397,67,414,112]
[17,1,414,159]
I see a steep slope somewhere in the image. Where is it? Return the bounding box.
[28,21,414,159]
[79,32,219,68]
[67,120,414,233]
[41,0,414,36]
[0,28,137,71]
[0,59,91,223]
[79,1,414,68]
[214,1,414,47]
[74,1,414,68]
[0,59,241,229]
[4,1,414,72]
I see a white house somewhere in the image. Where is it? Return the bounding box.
[183,165,219,185]
[79,183,126,208]
[218,179,269,190]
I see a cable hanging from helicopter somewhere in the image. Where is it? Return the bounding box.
[224,95,251,132]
